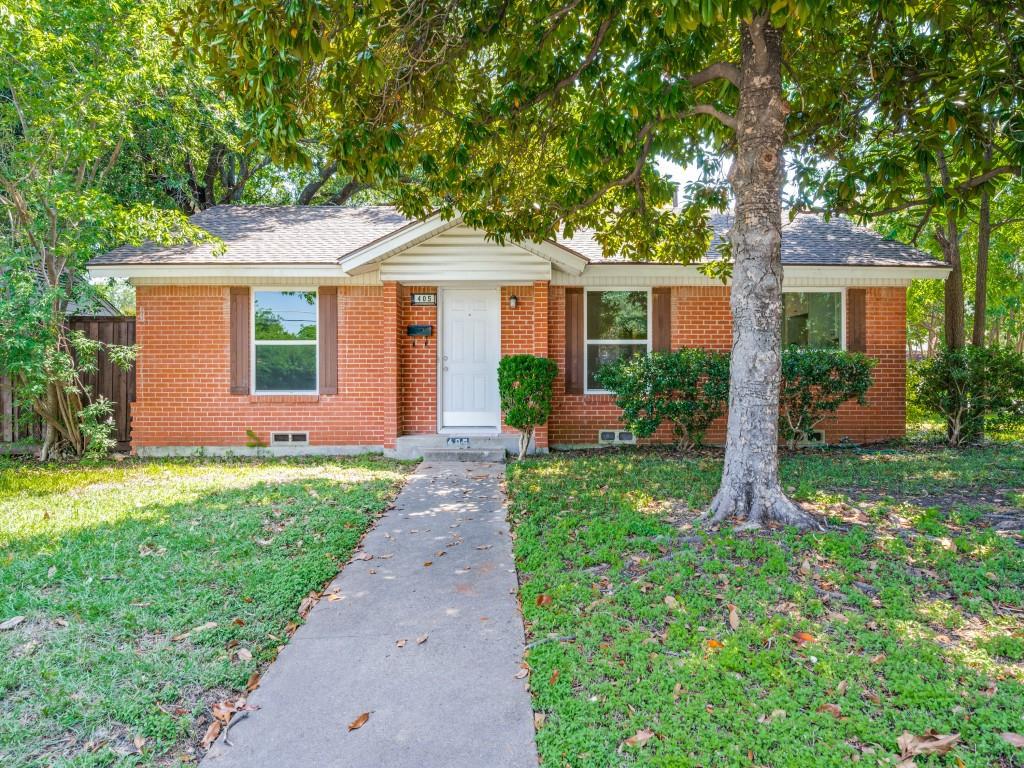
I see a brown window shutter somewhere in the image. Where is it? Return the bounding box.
[564,287,584,394]
[652,287,671,352]
[229,287,250,395]
[318,286,339,395]
[847,288,867,353]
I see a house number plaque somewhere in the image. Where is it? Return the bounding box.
[410,293,436,306]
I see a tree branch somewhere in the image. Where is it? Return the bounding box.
[556,122,654,220]
[498,15,613,121]
[687,62,741,89]
[687,104,738,131]
[298,162,338,205]
[325,180,370,206]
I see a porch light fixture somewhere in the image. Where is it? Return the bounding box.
[508,294,519,309]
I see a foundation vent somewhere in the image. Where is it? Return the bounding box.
[598,430,636,445]
[271,432,310,446]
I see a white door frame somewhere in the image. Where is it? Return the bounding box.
[437,287,502,433]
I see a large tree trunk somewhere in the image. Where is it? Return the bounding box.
[972,186,990,347]
[704,16,818,531]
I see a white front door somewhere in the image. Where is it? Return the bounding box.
[441,289,500,429]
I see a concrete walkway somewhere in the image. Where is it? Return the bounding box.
[202,461,537,768]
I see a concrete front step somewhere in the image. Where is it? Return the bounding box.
[421,448,507,463]
[393,433,521,460]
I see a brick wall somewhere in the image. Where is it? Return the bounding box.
[133,282,906,452]
[132,285,395,449]
[548,285,907,446]
[399,285,438,435]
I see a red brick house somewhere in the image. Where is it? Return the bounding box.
[88,206,949,458]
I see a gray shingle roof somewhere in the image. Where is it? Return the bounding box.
[90,206,410,266]
[90,205,946,269]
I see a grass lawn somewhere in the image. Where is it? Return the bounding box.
[508,443,1024,767]
[0,455,409,767]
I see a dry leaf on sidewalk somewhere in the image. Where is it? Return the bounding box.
[347,712,370,732]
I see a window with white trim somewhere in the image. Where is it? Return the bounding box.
[253,290,318,393]
[585,289,650,392]
[782,291,843,349]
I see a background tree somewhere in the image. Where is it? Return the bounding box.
[186,0,933,530]
[793,1,1024,350]
[0,0,212,457]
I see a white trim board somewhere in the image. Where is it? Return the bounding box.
[553,263,950,287]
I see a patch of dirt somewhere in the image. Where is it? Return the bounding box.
[831,485,1024,533]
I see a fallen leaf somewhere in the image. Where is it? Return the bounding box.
[347,712,370,732]
[200,721,221,749]
[132,735,146,753]
[514,666,530,679]
[897,731,960,759]
[235,648,252,661]
[793,631,816,645]
[727,604,740,631]
[416,633,428,645]
[999,733,1024,748]
[534,712,546,729]
[758,708,787,724]
[298,592,318,618]
[172,621,217,642]
[664,595,679,610]
[817,703,842,718]
[0,616,25,631]
[423,561,433,567]
[869,653,886,665]
[352,552,372,561]
[536,594,552,607]
[836,680,848,696]
[245,672,261,691]
[54,618,68,628]
[396,639,407,648]
[232,618,245,627]
[475,544,492,550]
[799,559,812,576]
[549,669,560,685]
[623,728,656,748]
[706,638,724,650]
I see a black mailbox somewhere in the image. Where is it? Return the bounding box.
[407,324,433,337]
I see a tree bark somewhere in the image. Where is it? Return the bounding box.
[972,185,991,347]
[704,16,818,531]
[935,152,966,350]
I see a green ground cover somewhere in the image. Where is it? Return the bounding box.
[508,443,1024,767]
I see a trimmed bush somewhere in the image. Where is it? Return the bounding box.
[498,354,558,459]
[913,345,1024,446]
[596,348,730,449]
[779,347,875,448]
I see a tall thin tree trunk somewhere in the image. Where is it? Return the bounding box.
[972,185,991,347]
[704,16,817,531]
[935,152,966,350]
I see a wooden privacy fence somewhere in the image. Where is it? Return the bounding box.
[1,315,136,452]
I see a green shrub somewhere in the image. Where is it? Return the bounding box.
[498,354,558,459]
[596,348,730,449]
[914,345,1024,446]
[779,348,875,449]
